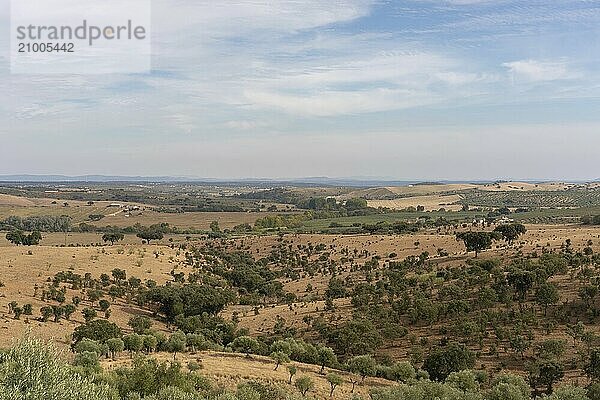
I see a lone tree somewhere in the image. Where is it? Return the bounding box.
[63,304,76,320]
[326,373,343,397]
[348,354,376,383]
[128,315,152,334]
[287,365,297,384]
[317,346,338,373]
[82,308,97,323]
[423,342,475,381]
[166,331,186,360]
[270,351,290,371]
[106,338,124,360]
[294,376,314,396]
[136,228,164,244]
[507,270,534,304]
[40,306,54,322]
[529,360,564,395]
[456,231,500,257]
[231,336,260,357]
[6,230,25,245]
[102,232,124,245]
[111,268,127,283]
[123,334,144,358]
[494,223,527,244]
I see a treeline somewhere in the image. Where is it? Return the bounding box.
[361,218,452,234]
[254,214,452,234]
[0,215,71,232]
[153,204,245,213]
[77,222,203,236]
[238,188,371,211]
[582,215,600,225]
[235,188,304,205]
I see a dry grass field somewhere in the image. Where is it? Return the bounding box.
[340,182,579,202]
[0,195,287,230]
[3,224,597,351]
[93,210,286,230]
[228,225,600,261]
[0,242,181,348]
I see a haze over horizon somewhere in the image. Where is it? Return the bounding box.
[0,174,598,184]
[2,1,599,179]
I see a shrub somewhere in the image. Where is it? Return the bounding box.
[0,336,117,399]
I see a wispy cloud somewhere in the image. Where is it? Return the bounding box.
[503,59,576,82]
[1,0,600,178]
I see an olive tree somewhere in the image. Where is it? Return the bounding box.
[326,373,343,397]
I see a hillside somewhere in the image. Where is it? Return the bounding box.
[103,350,394,399]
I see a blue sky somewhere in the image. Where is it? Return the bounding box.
[1,0,599,180]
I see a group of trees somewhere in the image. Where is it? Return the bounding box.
[299,197,368,212]
[145,284,236,321]
[5,229,42,245]
[7,336,600,400]
[136,224,168,244]
[102,231,124,244]
[457,224,526,257]
[98,224,170,245]
[0,215,71,232]
[582,215,600,225]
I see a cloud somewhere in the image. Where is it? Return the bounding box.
[425,0,503,4]
[153,0,375,36]
[2,0,600,179]
[502,59,575,82]
[237,50,493,116]
[244,87,441,116]
[224,120,270,130]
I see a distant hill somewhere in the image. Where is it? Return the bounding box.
[0,175,193,183]
[0,175,592,187]
[0,175,420,187]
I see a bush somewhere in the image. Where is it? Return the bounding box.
[72,319,122,344]
[0,336,117,399]
[73,351,101,371]
[423,343,475,381]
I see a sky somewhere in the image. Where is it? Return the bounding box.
[1,0,599,180]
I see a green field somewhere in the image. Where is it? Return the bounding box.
[298,210,480,232]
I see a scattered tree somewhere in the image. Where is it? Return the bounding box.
[294,376,314,396]
[326,373,343,397]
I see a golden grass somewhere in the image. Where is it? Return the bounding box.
[0,243,180,348]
